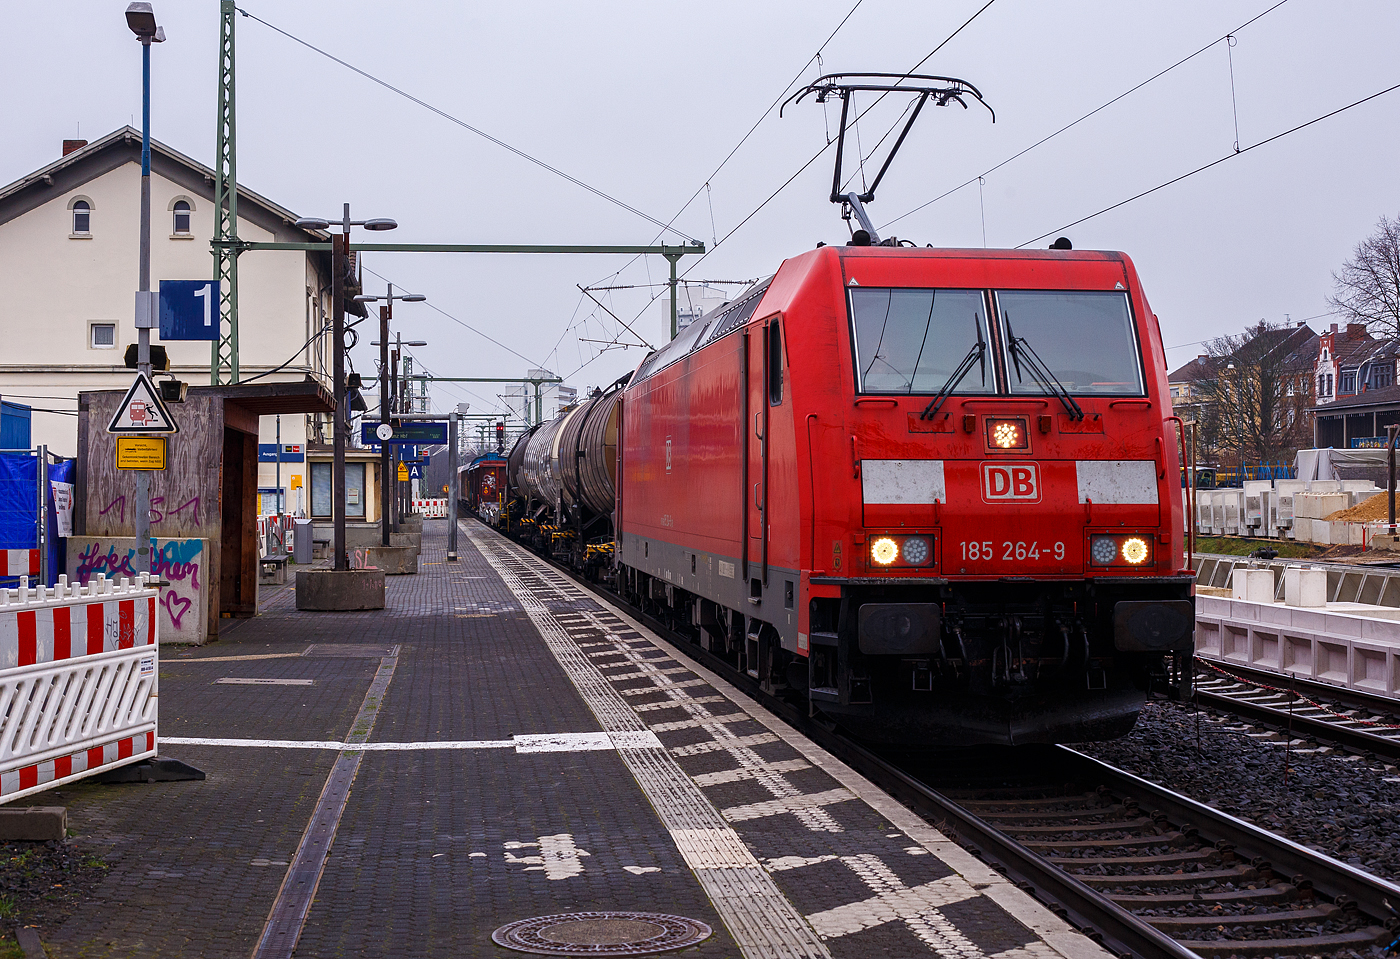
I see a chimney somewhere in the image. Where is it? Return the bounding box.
[1330,323,1339,335]
[1347,322,1367,338]
[62,139,87,157]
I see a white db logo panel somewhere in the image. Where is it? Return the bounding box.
[981,462,1041,503]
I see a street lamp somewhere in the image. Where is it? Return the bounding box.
[125,2,165,576]
[357,285,426,546]
[293,205,398,572]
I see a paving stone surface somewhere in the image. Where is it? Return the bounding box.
[9,521,1095,959]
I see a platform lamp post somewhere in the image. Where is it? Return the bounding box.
[125,3,165,575]
[358,287,425,547]
[292,206,397,571]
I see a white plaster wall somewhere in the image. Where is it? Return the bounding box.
[0,159,329,456]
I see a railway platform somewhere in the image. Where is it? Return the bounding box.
[11,520,1110,959]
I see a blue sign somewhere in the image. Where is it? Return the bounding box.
[408,465,423,479]
[257,443,306,463]
[158,280,221,341]
[359,422,447,445]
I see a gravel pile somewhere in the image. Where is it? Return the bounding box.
[1078,699,1400,883]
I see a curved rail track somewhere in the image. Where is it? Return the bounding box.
[481,520,1400,959]
[1192,659,1400,762]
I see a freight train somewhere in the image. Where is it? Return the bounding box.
[461,74,1194,745]
[464,242,1194,745]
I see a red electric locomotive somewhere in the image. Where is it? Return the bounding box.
[460,451,508,525]
[506,74,1193,744]
[615,244,1192,744]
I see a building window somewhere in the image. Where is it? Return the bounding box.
[1328,374,1334,397]
[172,200,191,235]
[71,199,91,235]
[1374,365,1394,390]
[89,322,116,349]
[1340,370,1357,394]
[310,461,366,519]
[1318,375,1327,397]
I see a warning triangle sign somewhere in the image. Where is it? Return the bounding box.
[107,373,178,434]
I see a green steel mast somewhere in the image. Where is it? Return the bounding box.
[211,0,239,384]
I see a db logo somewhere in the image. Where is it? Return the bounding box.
[981,462,1041,502]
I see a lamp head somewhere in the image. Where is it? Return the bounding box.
[352,294,376,303]
[125,3,159,38]
[294,217,331,231]
[362,218,398,232]
[406,340,428,347]
[402,294,427,302]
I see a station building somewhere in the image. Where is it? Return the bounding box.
[0,127,340,517]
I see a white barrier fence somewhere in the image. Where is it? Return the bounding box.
[1,549,40,577]
[0,574,159,803]
[413,498,448,519]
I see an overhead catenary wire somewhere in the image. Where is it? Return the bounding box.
[879,0,1293,232]
[234,6,694,242]
[1017,78,1400,248]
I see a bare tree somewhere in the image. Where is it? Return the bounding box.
[1193,321,1312,467]
[1330,213,1400,337]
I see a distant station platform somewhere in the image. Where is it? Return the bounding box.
[15,521,1109,959]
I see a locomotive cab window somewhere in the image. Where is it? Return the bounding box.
[996,290,1145,395]
[767,319,783,405]
[849,288,993,394]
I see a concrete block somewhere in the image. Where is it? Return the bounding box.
[1292,517,1312,542]
[1232,568,1274,603]
[365,545,418,575]
[399,514,424,533]
[0,807,67,841]
[295,568,385,611]
[1285,567,1327,607]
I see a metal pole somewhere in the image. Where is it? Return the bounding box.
[534,381,542,426]
[668,253,679,340]
[1388,424,1398,532]
[447,410,459,561]
[331,207,349,571]
[133,36,154,576]
[37,447,48,586]
[275,415,282,552]
[379,303,391,546]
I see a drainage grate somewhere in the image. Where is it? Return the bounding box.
[301,644,398,658]
[492,912,712,956]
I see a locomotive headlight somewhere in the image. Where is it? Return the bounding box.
[871,537,900,565]
[1120,537,1149,564]
[986,417,1029,450]
[901,536,931,566]
[1090,536,1118,565]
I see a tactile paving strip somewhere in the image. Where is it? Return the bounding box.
[468,522,1068,959]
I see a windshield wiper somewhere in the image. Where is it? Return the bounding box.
[920,317,986,420]
[1005,316,1084,420]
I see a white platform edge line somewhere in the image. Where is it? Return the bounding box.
[580,581,1115,959]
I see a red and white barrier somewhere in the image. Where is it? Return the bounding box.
[1,550,40,577]
[0,574,159,803]
[414,498,448,519]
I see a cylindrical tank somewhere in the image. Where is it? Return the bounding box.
[507,426,538,497]
[520,414,568,506]
[559,389,622,515]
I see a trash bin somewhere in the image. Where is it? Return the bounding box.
[293,518,314,565]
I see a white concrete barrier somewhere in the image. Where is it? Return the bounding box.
[1196,593,1400,698]
[0,574,158,803]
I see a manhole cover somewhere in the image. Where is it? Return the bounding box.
[492,912,711,956]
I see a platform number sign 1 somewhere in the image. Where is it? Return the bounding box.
[158,280,222,341]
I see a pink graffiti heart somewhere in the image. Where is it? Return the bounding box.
[160,592,193,630]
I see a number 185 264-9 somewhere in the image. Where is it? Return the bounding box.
[959,541,1065,562]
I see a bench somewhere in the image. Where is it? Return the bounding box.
[259,554,289,586]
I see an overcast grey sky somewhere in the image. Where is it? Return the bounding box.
[5,1,1399,420]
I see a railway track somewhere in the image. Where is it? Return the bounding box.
[486,521,1400,959]
[1192,659,1400,762]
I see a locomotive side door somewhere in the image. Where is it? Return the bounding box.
[745,317,779,602]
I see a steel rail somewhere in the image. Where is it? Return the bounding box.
[1194,686,1400,761]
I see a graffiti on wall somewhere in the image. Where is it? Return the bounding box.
[98,495,202,527]
[75,539,204,632]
